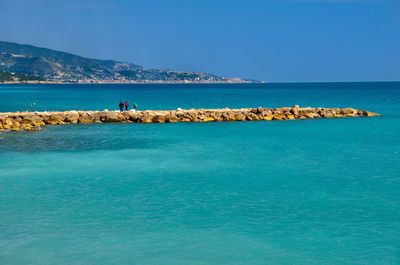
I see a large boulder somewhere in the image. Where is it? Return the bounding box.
[152,115,166,123]
[250,108,264,115]
[322,112,335,118]
[261,109,272,117]
[9,115,22,123]
[20,123,33,131]
[286,114,295,120]
[2,117,14,128]
[76,113,91,124]
[9,120,21,131]
[211,112,224,121]
[341,108,357,117]
[291,105,300,116]
[273,114,287,120]
[165,114,179,123]
[100,112,124,123]
[139,113,153,123]
[203,116,215,122]
[46,114,65,125]
[281,107,292,115]
[89,112,102,123]
[187,111,199,120]
[19,115,43,130]
[245,112,260,121]
[127,113,140,122]
[304,112,320,119]
[64,113,79,123]
[234,113,246,121]
[21,114,42,124]
[222,111,237,121]
[181,117,192,122]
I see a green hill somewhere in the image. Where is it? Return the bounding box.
[0,41,247,83]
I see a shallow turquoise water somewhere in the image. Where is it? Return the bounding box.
[0,83,399,265]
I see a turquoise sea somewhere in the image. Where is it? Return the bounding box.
[0,82,399,265]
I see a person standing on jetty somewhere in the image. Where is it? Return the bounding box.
[119,101,124,112]
[125,100,129,111]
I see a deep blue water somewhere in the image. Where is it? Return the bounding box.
[0,83,399,265]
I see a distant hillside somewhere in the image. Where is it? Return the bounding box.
[0,41,249,83]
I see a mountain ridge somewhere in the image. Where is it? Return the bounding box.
[0,41,251,84]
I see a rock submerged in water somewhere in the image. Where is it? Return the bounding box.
[0,106,380,132]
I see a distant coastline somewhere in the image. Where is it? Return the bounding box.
[0,41,255,84]
[0,79,257,85]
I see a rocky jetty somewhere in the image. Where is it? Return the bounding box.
[0,106,379,132]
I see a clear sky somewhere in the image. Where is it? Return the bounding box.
[0,0,399,82]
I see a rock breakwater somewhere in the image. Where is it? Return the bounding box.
[0,106,379,132]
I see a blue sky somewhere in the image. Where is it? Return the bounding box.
[0,0,399,82]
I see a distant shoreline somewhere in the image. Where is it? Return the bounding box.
[0,80,259,85]
[1,80,398,85]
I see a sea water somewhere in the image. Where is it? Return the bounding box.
[0,83,399,265]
